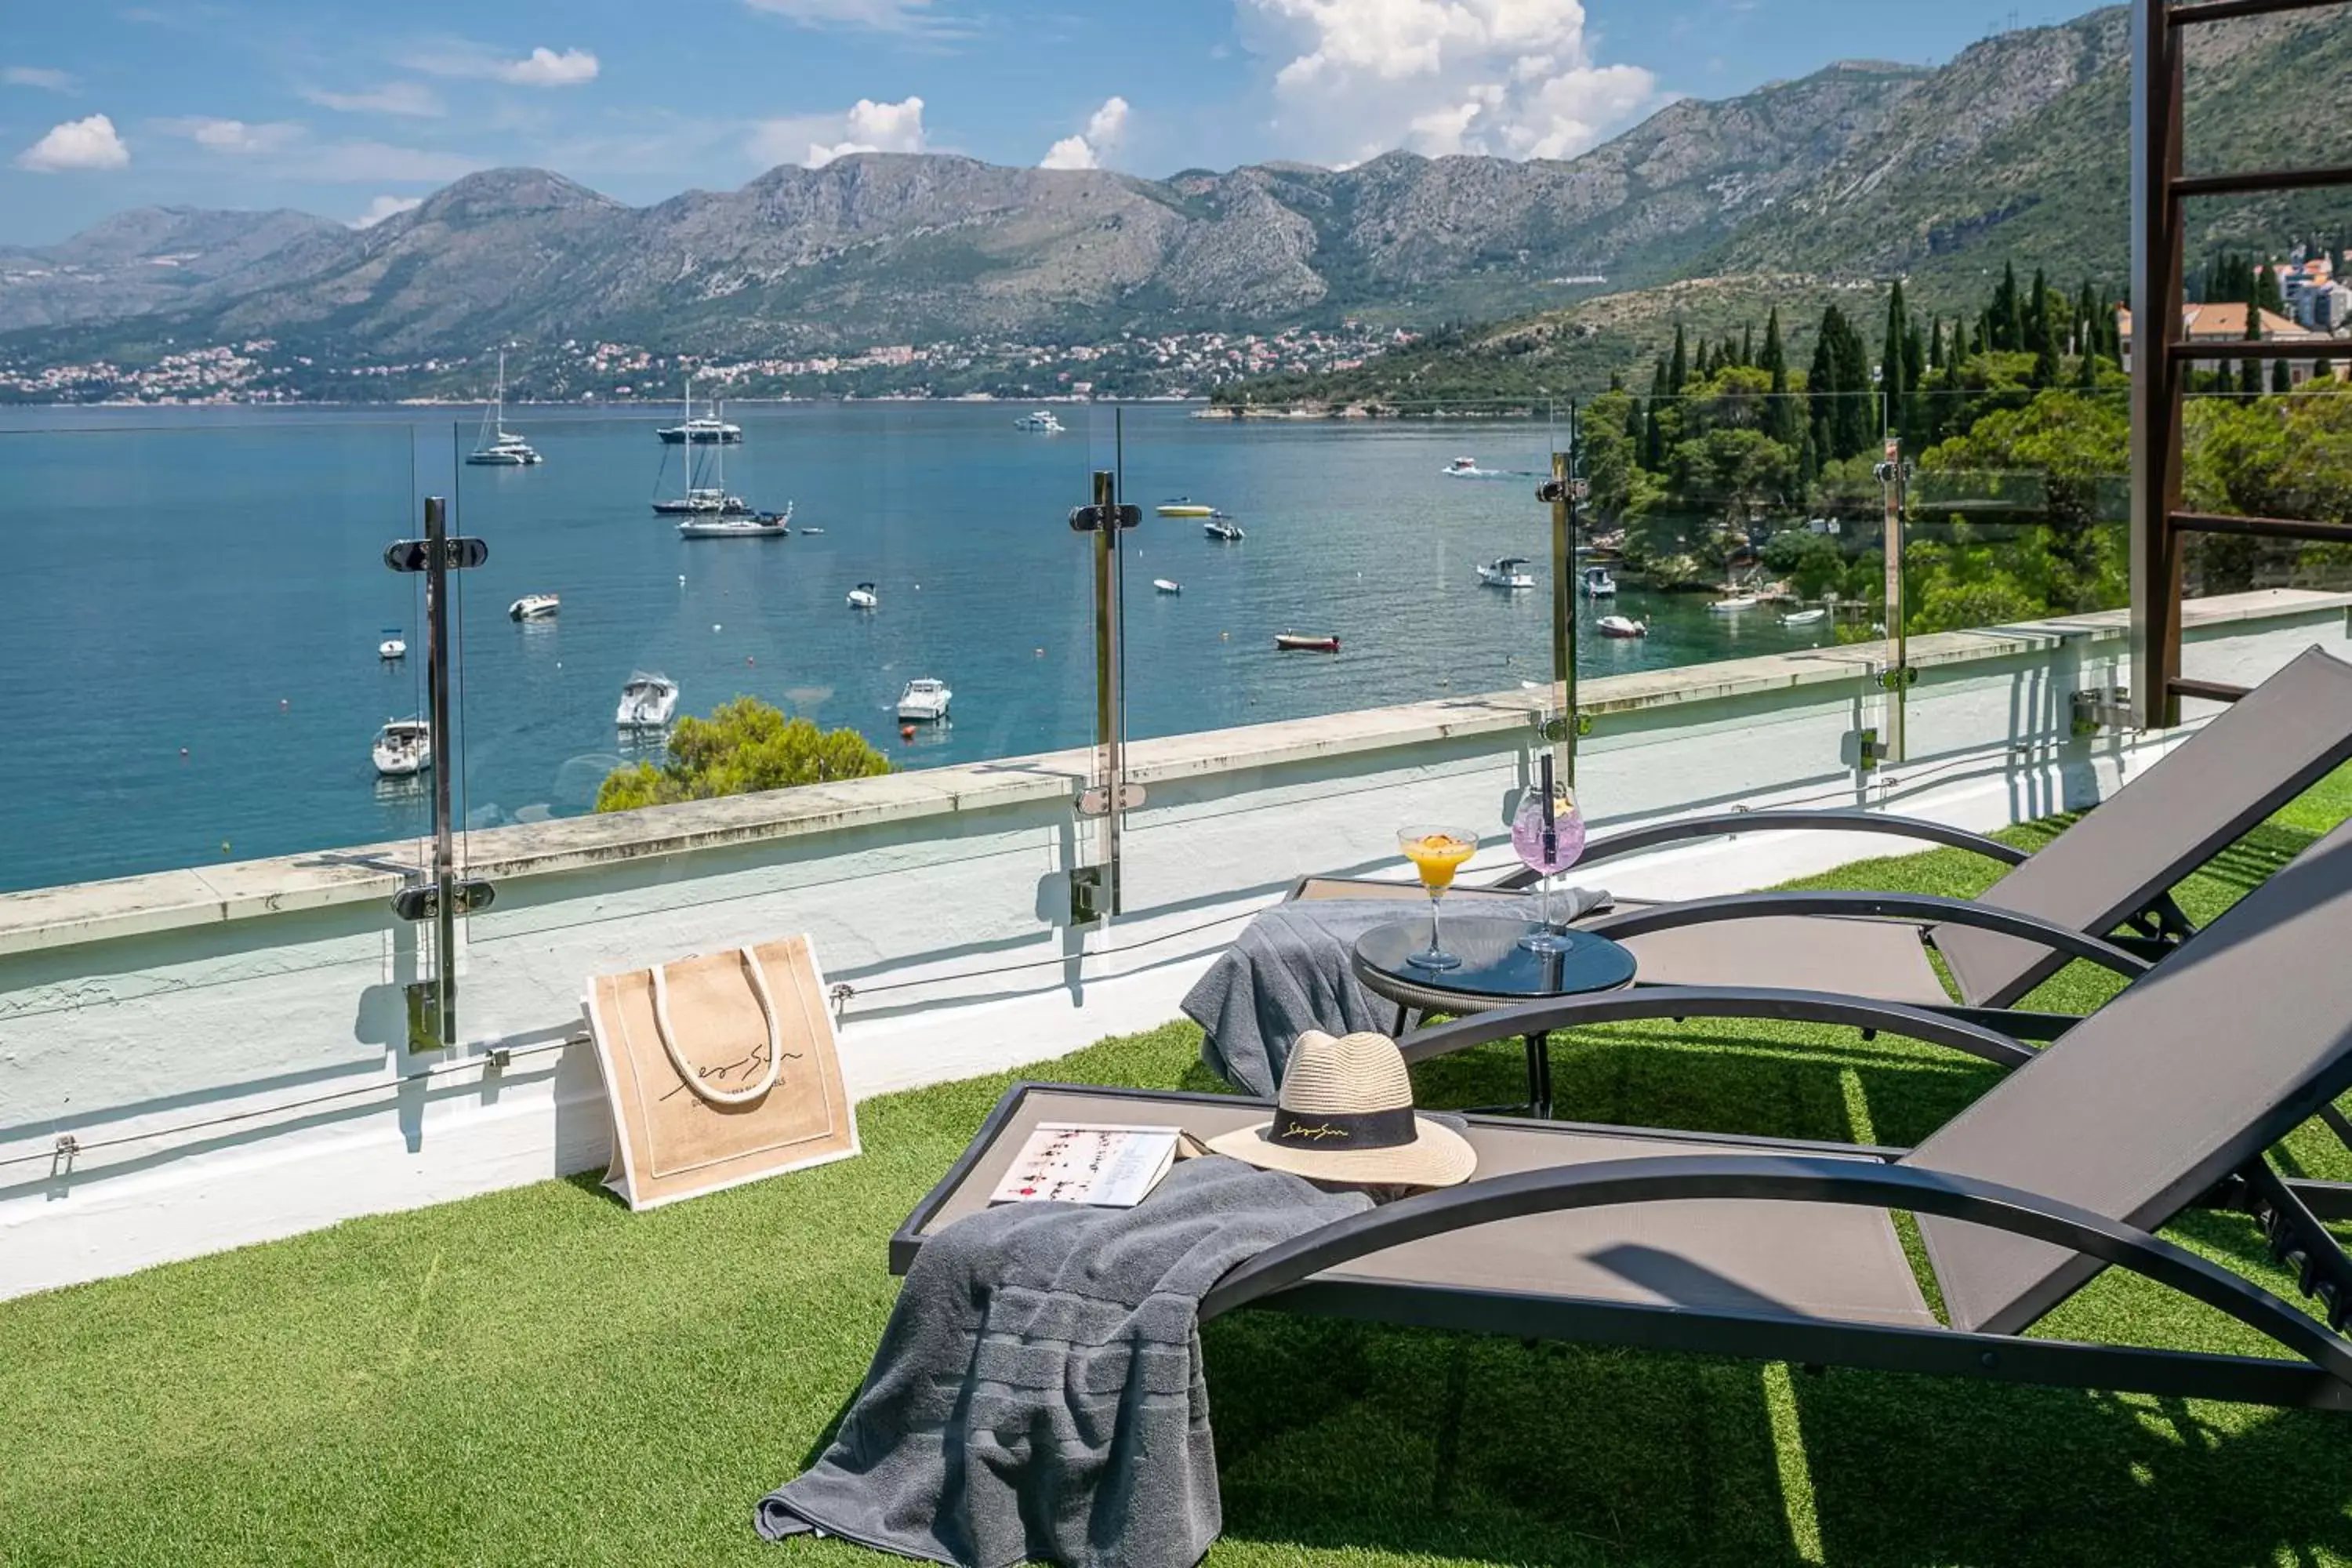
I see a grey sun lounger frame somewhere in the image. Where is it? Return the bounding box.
[900,818,2352,1411]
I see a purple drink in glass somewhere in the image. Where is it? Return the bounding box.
[1512,787,1585,953]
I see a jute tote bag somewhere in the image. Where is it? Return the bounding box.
[585,935,859,1210]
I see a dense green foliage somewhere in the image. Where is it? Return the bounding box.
[5,776,2351,1566]
[595,697,891,811]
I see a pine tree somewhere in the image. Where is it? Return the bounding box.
[1668,325,1690,395]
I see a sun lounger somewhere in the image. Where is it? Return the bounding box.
[901,817,2352,1409]
[1551,645,2352,1033]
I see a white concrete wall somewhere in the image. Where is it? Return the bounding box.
[2,590,2344,1298]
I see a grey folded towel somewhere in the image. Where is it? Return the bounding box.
[1182,890,1611,1096]
[757,1156,1370,1568]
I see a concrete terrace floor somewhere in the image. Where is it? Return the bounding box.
[5,772,2352,1567]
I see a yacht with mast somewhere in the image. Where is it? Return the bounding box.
[464,350,543,466]
[657,378,742,445]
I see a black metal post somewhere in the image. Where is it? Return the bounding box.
[423,495,458,1047]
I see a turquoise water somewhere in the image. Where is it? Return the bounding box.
[0,403,1828,892]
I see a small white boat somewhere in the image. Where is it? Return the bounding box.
[799,526,826,535]
[1581,564,1618,597]
[379,629,406,660]
[1275,632,1341,653]
[677,504,790,539]
[510,593,560,621]
[898,677,952,722]
[1160,499,1217,518]
[372,718,432,777]
[1152,579,1181,594]
[1013,409,1065,433]
[848,582,878,609]
[1708,594,1759,614]
[616,673,679,730]
[1442,456,1487,477]
[1203,517,1245,541]
[1596,615,1648,639]
[1780,608,1828,626]
[1478,557,1536,590]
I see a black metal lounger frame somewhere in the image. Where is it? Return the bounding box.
[895,1064,2352,1413]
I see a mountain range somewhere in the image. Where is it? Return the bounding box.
[2,2,2343,377]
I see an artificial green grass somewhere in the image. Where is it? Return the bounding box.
[5,769,2352,1567]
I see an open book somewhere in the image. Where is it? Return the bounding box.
[987,1123,1202,1208]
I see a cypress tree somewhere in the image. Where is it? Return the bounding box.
[2314,353,2336,384]
[2238,310,2264,401]
[2075,281,2101,354]
[2026,267,2051,354]
[1882,282,1909,412]
[1928,316,1945,369]
[2031,332,2062,390]
[2272,358,2293,394]
[2256,261,2286,318]
[1808,314,1840,463]
[2074,342,2100,392]
[1668,325,1690,395]
[1740,322,1755,368]
[1761,307,1796,446]
[1991,263,2022,350]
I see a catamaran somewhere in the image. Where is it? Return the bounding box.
[897,677,952,722]
[372,718,431,778]
[657,378,742,444]
[465,350,543,466]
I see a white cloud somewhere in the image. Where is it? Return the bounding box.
[4,66,78,93]
[1239,0,1657,165]
[14,114,129,172]
[742,0,944,31]
[1040,95,1128,170]
[299,81,445,118]
[350,194,424,228]
[404,42,601,88]
[494,47,600,87]
[750,95,927,168]
[155,117,307,154]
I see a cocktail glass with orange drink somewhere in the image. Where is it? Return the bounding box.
[1397,824,1479,970]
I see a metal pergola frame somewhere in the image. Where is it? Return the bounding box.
[2129,0,2352,726]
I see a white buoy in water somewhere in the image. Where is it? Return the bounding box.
[713,622,723,633]
[678,575,686,586]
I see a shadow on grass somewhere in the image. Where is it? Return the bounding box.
[1200,1312,2352,1568]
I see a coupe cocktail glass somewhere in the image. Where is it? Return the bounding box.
[1398,825,1479,970]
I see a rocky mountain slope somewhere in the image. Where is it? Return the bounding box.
[2,2,2342,366]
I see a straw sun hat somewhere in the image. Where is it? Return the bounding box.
[1207,1029,1477,1188]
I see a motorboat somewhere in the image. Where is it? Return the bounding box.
[1478,557,1536,590]
[1152,579,1181,594]
[1581,564,1618,597]
[658,379,741,444]
[1275,632,1341,652]
[1596,615,1648,639]
[372,718,431,778]
[677,506,791,539]
[848,582,878,609]
[1780,608,1828,626]
[1442,456,1492,477]
[465,350,543,466]
[897,677,952,722]
[510,593,560,621]
[1708,594,1760,614]
[1158,499,1217,518]
[616,673,680,730]
[652,488,751,516]
[1013,410,1065,433]
[1203,517,1245,541]
[379,629,406,660]
[799,527,826,535]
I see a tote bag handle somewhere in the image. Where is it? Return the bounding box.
[648,947,782,1107]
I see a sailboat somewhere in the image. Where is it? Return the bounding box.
[464,350,542,466]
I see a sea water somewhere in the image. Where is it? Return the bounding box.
[0,402,1828,892]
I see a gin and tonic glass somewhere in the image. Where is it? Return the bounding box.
[1511,782,1587,953]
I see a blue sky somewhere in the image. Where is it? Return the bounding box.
[2,0,2096,245]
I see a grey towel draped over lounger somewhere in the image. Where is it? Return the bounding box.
[1182,891,1610,1096]
[757,1156,1370,1568]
